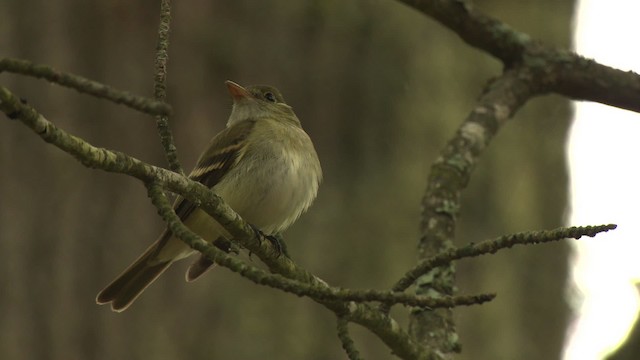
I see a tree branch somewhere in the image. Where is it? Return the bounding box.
[395,1,632,352]
[548,49,640,113]
[400,2,636,343]
[0,57,171,116]
[398,0,640,114]
[393,224,616,294]
[0,85,434,360]
[337,317,364,360]
[144,182,497,311]
[152,0,183,175]
[409,67,540,353]
[397,0,530,65]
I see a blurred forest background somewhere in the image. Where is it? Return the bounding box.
[0,0,580,359]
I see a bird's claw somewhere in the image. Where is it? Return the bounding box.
[250,225,289,258]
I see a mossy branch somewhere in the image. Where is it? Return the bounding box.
[3,1,632,357]
[396,0,631,354]
[152,0,183,175]
[399,0,640,113]
[0,85,432,360]
[0,57,171,116]
[337,317,364,360]
[393,224,616,294]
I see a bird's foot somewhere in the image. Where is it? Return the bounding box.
[250,225,289,258]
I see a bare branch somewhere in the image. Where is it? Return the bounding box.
[409,68,539,353]
[397,0,530,64]
[395,1,635,351]
[549,50,640,113]
[398,1,640,113]
[0,86,432,360]
[394,224,616,293]
[153,0,183,175]
[0,57,171,116]
[337,317,364,360]
[147,181,492,310]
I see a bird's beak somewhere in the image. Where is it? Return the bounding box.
[225,80,252,101]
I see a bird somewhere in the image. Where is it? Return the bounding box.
[96,80,322,312]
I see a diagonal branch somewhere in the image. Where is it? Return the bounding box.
[0,85,433,360]
[142,182,499,311]
[337,317,364,360]
[397,0,530,64]
[0,57,171,116]
[398,0,640,114]
[146,183,421,357]
[547,49,640,113]
[393,224,616,294]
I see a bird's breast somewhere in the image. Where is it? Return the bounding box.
[213,125,321,235]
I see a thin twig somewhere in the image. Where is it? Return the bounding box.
[153,0,183,175]
[337,317,364,360]
[0,58,170,116]
[393,224,616,293]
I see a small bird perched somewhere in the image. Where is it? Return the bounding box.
[96,81,322,312]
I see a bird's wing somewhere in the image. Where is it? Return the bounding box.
[172,119,257,224]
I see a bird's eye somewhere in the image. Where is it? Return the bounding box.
[264,92,276,103]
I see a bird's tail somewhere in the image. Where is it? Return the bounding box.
[185,238,233,282]
[96,232,179,312]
